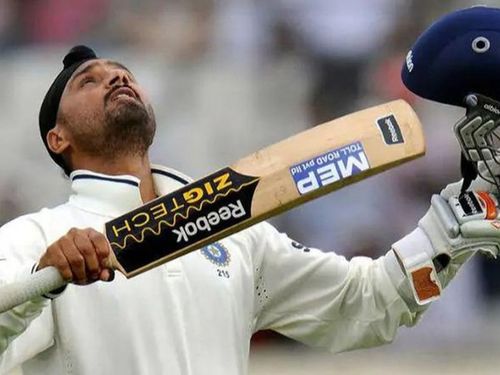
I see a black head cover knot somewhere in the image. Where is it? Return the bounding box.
[39,45,98,174]
[62,45,97,69]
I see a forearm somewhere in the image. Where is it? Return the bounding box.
[259,253,419,353]
[319,255,418,352]
[0,296,48,353]
[0,261,53,371]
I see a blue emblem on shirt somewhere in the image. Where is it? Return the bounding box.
[201,242,231,267]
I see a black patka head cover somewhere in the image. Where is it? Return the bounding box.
[39,45,98,174]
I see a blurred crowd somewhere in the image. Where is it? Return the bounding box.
[0,0,499,353]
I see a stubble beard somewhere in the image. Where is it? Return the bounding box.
[74,99,157,160]
[103,100,156,158]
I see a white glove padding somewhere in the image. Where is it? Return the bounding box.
[392,172,500,306]
[419,193,499,282]
[437,161,500,263]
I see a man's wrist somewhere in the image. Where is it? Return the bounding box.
[32,263,67,299]
[390,228,443,305]
[383,250,428,312]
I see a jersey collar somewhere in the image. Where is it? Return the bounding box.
[68,164,191,217]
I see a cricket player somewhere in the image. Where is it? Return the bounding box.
[1,7,500,371]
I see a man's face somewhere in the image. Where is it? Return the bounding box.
[57,59,156,160]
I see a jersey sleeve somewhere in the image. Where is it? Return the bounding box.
[0,214,55,373]
[249,222,419,353]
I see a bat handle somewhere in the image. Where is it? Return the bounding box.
[0,266,66,313]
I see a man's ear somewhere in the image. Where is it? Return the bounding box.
[46,124,71,155]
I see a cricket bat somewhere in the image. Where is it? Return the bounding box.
[0,99,425,313]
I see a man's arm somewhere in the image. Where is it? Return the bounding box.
[249,221,416,352]
[0,215,55,372]
[248,178,500,353]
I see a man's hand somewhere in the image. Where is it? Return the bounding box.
[38,228,114,284]
[434,161,500,268]
[418,192,499,285]
[391,166,500,305]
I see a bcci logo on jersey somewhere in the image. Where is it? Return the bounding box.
[289,141,370,195]
[201,242,231,267]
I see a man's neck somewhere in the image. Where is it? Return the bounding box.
[72,155,157,203]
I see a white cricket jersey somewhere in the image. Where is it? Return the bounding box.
[0,165,421,374]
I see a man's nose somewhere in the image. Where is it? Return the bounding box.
[108,71,129,87]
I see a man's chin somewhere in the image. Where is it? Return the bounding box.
[106,100,148,124]
[77,102,156,158]
[107,96,142,110]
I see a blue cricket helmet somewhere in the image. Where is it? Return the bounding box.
[402,6,500,107]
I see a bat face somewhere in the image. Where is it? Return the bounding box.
[105,99,425,278]
[105,169,260,276]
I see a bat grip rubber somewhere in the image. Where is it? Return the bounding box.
[0,266,66,313]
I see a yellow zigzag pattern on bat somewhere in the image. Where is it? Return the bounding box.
[109,177,260,250]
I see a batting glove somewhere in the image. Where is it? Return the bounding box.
[389,171,500,306]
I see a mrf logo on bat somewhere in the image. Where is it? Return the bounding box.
[104,168,260,273]
[289,141,370,195]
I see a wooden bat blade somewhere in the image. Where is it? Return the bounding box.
[105,99,425,277]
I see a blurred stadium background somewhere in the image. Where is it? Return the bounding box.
[3,0,500,374]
